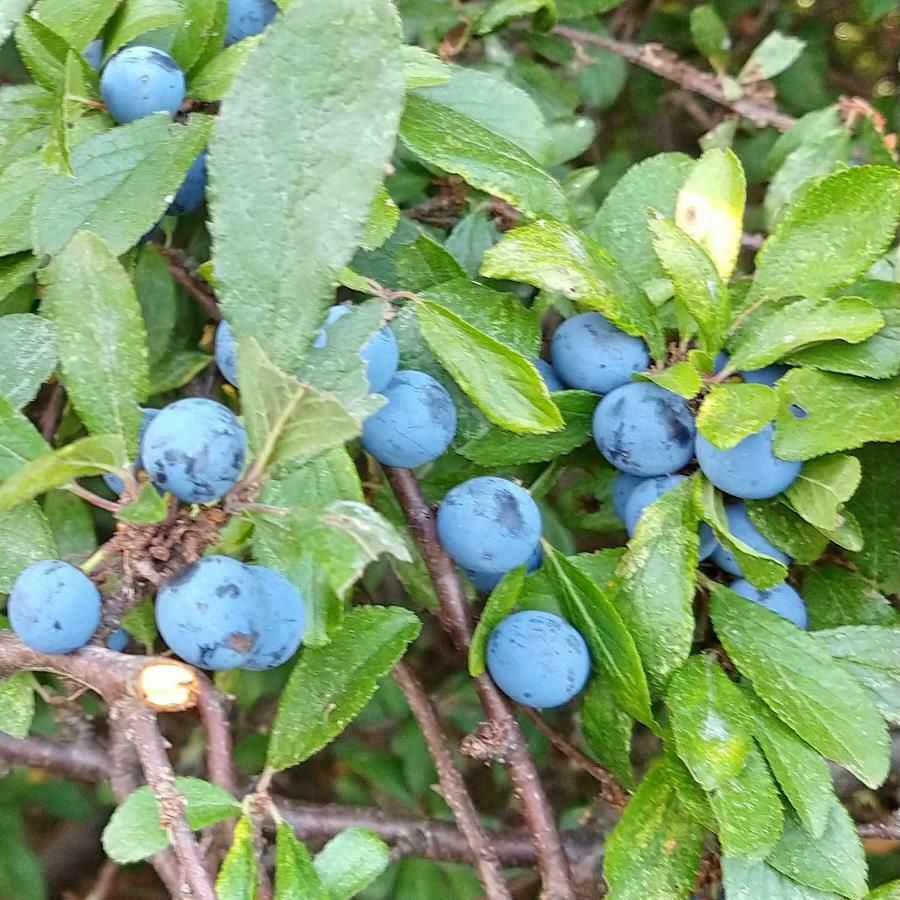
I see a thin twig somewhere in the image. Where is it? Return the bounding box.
[194,674,237,796]
[38,383,66,441]
[160,246,221,322]
[0,732,108,780]
[551,25,796,132]
[384,466,577,900]
[66,482,123,514]
[393,660,512,900]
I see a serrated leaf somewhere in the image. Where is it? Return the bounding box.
[614,478,699,696]
[117,482,169,524]
[237,337,359,473]
[870,881,900,899]
[481,220,664,358]
[43,489,96,563]
[0,502,56,591]
[697,383,779,450]
[0,152,54,257]
[104,0,184,59]
[604,757,706,900]
[469,565,525,676]
[148,350,212,395]
[457,390,596,466]
[690,5,730,67]
[649,217,730,354]
[42,50,84,175]
[209,0,404,373]
[40,232,149,454]
[580,678,635,790]
[171,0,227,72]
[15,15,98,95]
[274,823,328,900]
[313,828,390,900]
[0,253,37,305]
[401,45,450,89]
[723,855,843,900]
[697,479,788,588]
[34,114,212,257]
[134,244,179,366]
[675,148,745,281]
[188,34,262,102]
[121,599,157,648]
[635,361,702,398]
[774,370,900,461]
[361,186,399,252]
[399,93,569,222]
[544,545,655,727]
[0,315,57,409]
[767,106,843,175]
[416,298,563,435]
[767,797,867,899]
[102,777,240,864]
[803,566,898,630]
[216,816,258,900]
[739,31,805,84]
[747,688,834,839]
[667,655,754,791]
[267,606,421,770]
[444,210,500,278]
[785,454,861,532]
[394,234,466,292]
[0,435,125,512]
[475,0,556,35]
[746,500,830,565]
[0,672,35,738]
[729,296,884,372]
[710,744,784,859]
[709,583,890,788]
[747,167,900,306]
[591,152,693,288]
[27,0,119,50]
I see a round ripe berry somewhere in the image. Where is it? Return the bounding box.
[730,579,808,629]
[100,46,185,124]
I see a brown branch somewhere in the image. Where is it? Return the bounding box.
[195,674,237,796]
[858,819,900,841]
[384,466,577,899]
[551,26,796,132]
[160,246,221,322]
[393,660,512,900]
[37,382,66,442]
[0,732,107,780]
[66,482,123,514]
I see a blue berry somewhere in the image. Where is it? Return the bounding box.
[104,408,159,495]
[465,543,543,593]
[731,578,808,629]
[100,46,185,124]
[83,39,103,70]
[315,305,399,393]
[741,364,789,387]
[710,503,791,576]
[534,359,565,392]
[169,152,207,216]
[695,422,801,500]
[361,371,456,468]
[242,566,306,670]
[612,472,643,522]
[141,398,247,504]
[593,382,696,477]
[487,611,591,708]
[437,477,541,574]
[156,556,261,669]
[9,561,101,654]
[551,312,650,394]
[225,0,277,46]
[215,320,238,387]
[106,627,130,652]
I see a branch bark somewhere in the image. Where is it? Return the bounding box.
[385,466,577,899]
[159,246,221,322]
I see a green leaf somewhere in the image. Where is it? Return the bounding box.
[635,361,702,399]
[148,350,212,395]
[747,689,834,840]
[746,500,830,564]
[469,565,525,676]
[767,798,867,900]
[361,186,399,253]
[767,106,843,174]
[121,599,157,648]
[40,232,150,454]
[675,148,746,281]
[0,0,31,46]
[812,626,900,726]
[870,882,900,899]
[710,744,784,860]
[739,31,805,83]
[729,296,884,372]
[481,220,664,358]
[649,217,730,354]
[399,93,569,222]
[697,383,779,450]
[117,482,169,524]
[394,235,466,292]
[416,299,563,435]
[690,5,730,67]
[267,606,421,770]
[846,444,900,594]
[667,654,754,791]
[401,45,450,89]
[34,114,212,257]
[580,678,635,790]
[0,254,37,306]
[0,808,44,900]
[209,0,404,373]
[604,757,707,900]
[101,777,240,864]
[274,823,328,900]
[188,34,262,102]
[747,167,900,306]
[614,478,699,696]
[0,672,36,738]
[15,15,98,95]
[0,502,57,592]
[134,244,179,366]
[313,828,391,900]
[591,152,693,288]
[774,370,900,461]
[43,489,96,564]
[0,315,57,409]
[42,50,84,175]
[104,0,184,59]
[475,0,556,34]
[216,816,258,900]
[544,545,655,727]
[708,583,890,789]
[27,0,119,50]
[171,0,227,72]
[803,566,898,630]
[237,337,360,473]
[0,152,54,257]
[697,479,788,588]
[722,855,843,900]
[0,435,126,513]
[784,454,861,532]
